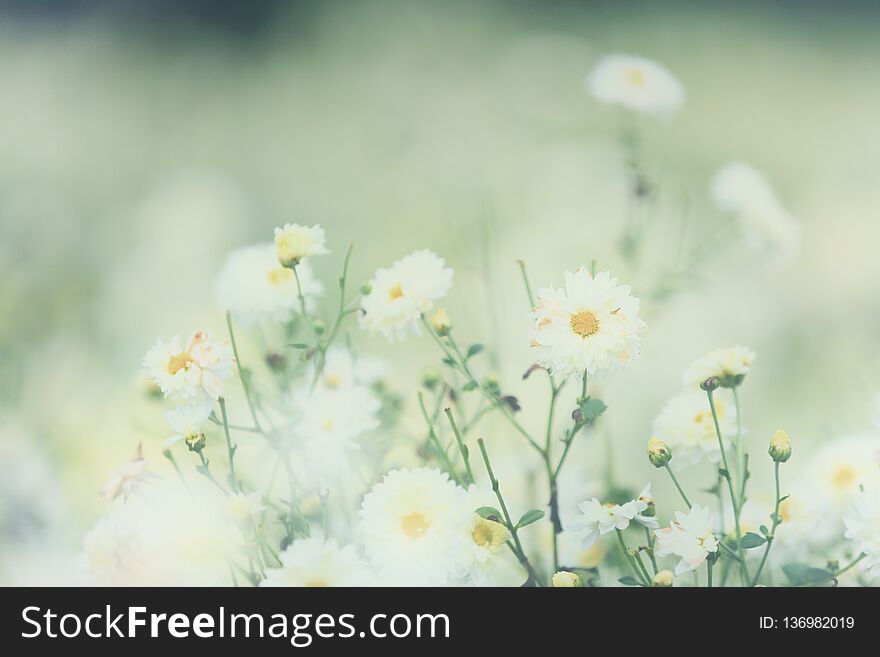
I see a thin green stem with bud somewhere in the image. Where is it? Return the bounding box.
[444,407,474,485]
[226,311,264,434]
[418,392,464,486]
[663,463,691,509]
[616,529,648,586]
[751,460,783,586]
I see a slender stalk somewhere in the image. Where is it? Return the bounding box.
[616,529,648,586]
[217,397,240,493]
[718,541,744,564]
[163,449,187,486]
[226,311,264,434]
[516,259,536,307]
[732,386,745,504]
[833,553,866,578]
[195,451,228,495]
[477,439,543,586]
[419,393,464,486]
[444,407,474,484]
[314,243,355,380]
[707,558,714,588]
[751,460,782,586]
[644,527,658,574]
[663,464,691,509]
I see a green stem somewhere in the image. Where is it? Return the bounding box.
[195,451,228,495]
[751,460,782,586]
[419,393,464,486]
[707,558,714,588]
[444,407,474,484]
[645,527,658,574]
[732,386,745,505]
[226,311,264,433]
[314,243,354,382]
[833,553,866,578]
[516,259,536,307]
[663,464,691,509]
[217,397,240,493]
[616,529,648,586]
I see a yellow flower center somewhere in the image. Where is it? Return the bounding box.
[389,283,404,300]
[831,465,857,489]
[401,511,431,539]
[626,67,646,87]
[166,352,194,375]
[267,267,293,287]
[570,310,600,338]
[324,373,341,388]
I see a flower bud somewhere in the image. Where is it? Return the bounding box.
[422,367,441,390]
[638,491,656,517]
[652,570,674,587]
[768,429,792,463]
[647,437,672,468]
[185,431,207,453]
[264,351,287,373]
[359,282,373,296]
[700,377,720,392]
[312,319,326,335]
[430,307,451,336]
[551,571,581,587]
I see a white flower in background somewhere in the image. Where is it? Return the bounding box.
[454,487,514,586]
[274,223,329,267]
[225,492,265,524]
[587,54,684,116]
[315,347,388,390]
[711,161,801,268]
[143,331,233,401]
[100,443,153,501]
[163,400,213,448]
[530,268,646,379]
[802,435,880,514]
[652,390,737,469]
[683,345,756,388]
[359,250,454,341]
[654,504,719,575]
[843,488,880,579]
[215,243,323,326]
[261,536,372,587]
[359,467,466,585]
[570,484,658,549]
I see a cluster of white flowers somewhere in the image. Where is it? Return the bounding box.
[843,488,880,579]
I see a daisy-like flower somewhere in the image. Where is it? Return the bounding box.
[683,345,756,389]
[710,162,801,268]
[261,536,372,587]
[530,268,646,380]
[652,390,737,469]
[587,54,684,116]
[454,487,513,586]
[225,492,265,524]
[100,443,153,501]
[802,435,880,514]
[654,504,719,575]
[143,331,233,401]
[359,467,466,585]
[843,488,880,579]
[274,223,329,267]
[359,250,454,341]
[163,400,213,449]
[215,243,323,326]
[570,484,658,549]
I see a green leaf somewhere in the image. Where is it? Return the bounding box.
[740,532,767,549]
[759,524,769,536]
[285,343,309,349]
[441,356,457,368]
[782,563,834,586]
[466,344,484,359]
[515,509,545,529]
[618,576,641,587]
[475,506,502,522]
[462,381,478,392]
[577,397,607,424]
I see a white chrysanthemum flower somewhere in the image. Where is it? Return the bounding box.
[143,331,234,401]
[530,268,646,379]
[587,54,684,116]
[164,400,213,447]
[654,504,719,576]
[454,487,514,586]
[225,492,265,524]
[570,484,658,549]
[802,435,880,514]
[683,346,756,389]
[359,250,454,341]
[314,347,388,390]
[261,536,372,587]
[843,488,880,579]
[711,162,801,268]
[215,243,323,326]
[359,468,466,585]
[652,390,738,469]
[274,223,329,267]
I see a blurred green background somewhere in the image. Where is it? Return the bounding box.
[1,0,879,582]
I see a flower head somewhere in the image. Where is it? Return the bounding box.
[587,54,684,116]
[530,268,646,379]
[647,436,672,468]
[143,331,233,401]
[652,570,674,587]
[453,487,513,585]
[552,571,581,587]
[769,429,792,463]
[843,488,880,579]
[683,346,756,389]
[274,223,329,267]
[225,492,265,524]
[261,536,373,587]
[654,504,719,575]
[652,390,738,469]
[570,484,658,549]
[164,400,213,450]
[359,250,454,341]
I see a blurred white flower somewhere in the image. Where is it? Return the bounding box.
[802,435,880,514]
[100,443,153,501]
[359,467,466,585]
[654,504,719,575]
[359,250,454,341]
[587,54,684,116]
[843,488,880,579]
[215,243,323,326]
[163,400,213,448]
[315,347,388,390]
[570,484,658,549]
[225,492,265,524]
[261,536,372,587]
[530,268,646,379]
[711,161,801,268]
[143,331,233,401]
[682,345,756,389]
[652,390,737,469]
[274,223,329,267]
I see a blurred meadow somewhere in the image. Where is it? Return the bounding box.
[1,0,879,585]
